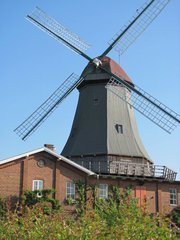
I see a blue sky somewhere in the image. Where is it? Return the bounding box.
[1,1,180,178]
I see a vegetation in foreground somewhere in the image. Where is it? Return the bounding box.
[0,187,179,240]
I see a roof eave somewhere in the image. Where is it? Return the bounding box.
[0,147,96,176]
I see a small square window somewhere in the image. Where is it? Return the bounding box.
[32,180,44,197]
[115,124,123,134]
[32,180,44,191]
[66,182,75,199]
[93,97,99,105]
[170,188,177,205]
[99,184,108,200]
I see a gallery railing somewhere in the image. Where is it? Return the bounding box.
[75,159,177,181]
[109,162,177,181]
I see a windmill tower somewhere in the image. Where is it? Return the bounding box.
[62,56,152,173]
[14,0,179,178]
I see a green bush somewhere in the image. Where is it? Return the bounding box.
[0,189,179,239]
[171,206,180,228]
[22,189,61,212]
[0,197,8,218]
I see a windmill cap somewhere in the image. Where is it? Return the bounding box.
[101,56,132,83]
[79,56,133,88]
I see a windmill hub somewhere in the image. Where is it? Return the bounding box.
[93,58,102,68]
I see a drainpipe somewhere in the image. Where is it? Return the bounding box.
[156,181,159,213]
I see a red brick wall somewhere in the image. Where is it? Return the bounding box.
[0,152,179,215]
[0,161,21,198]
[0,153,87,208]
[158,182,180,213]
[25,154,55,191]
[87,177,180,213]
[59,161,86,206]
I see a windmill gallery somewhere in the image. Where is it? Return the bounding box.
[0,0,179,214]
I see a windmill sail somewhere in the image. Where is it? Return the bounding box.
[14,73,83,140]
[27,7,92,61]
[106,75,180,134]
[101,0,170,57]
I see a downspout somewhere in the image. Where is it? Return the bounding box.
[156,181,159,213]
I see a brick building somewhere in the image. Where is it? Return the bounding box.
[0,145,179,214]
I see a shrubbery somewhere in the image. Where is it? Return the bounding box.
[0,188,179,239]
[170,206,180,228]
[0,197,8,218]
[22,189,60,212]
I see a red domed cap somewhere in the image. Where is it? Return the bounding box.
[101,56,132,84]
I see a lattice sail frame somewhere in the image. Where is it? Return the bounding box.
[14,73,83,140]
[108,0,170,55]
[27,7,90,54]
[106,76,180,133]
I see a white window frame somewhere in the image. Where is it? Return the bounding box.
[32,180,44,197]
[66,182,75,200]
[99,184,108,200]
[170,188,177,205]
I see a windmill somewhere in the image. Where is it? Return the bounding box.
[14,0,179,175]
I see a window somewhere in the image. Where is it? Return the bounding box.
[170,188,177,205]
[66,182,75,199]
[115,124,123,134]
[32,180,44,191]
[93,97,99,105]
[32,180,44,197]
[99,184,108,200]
